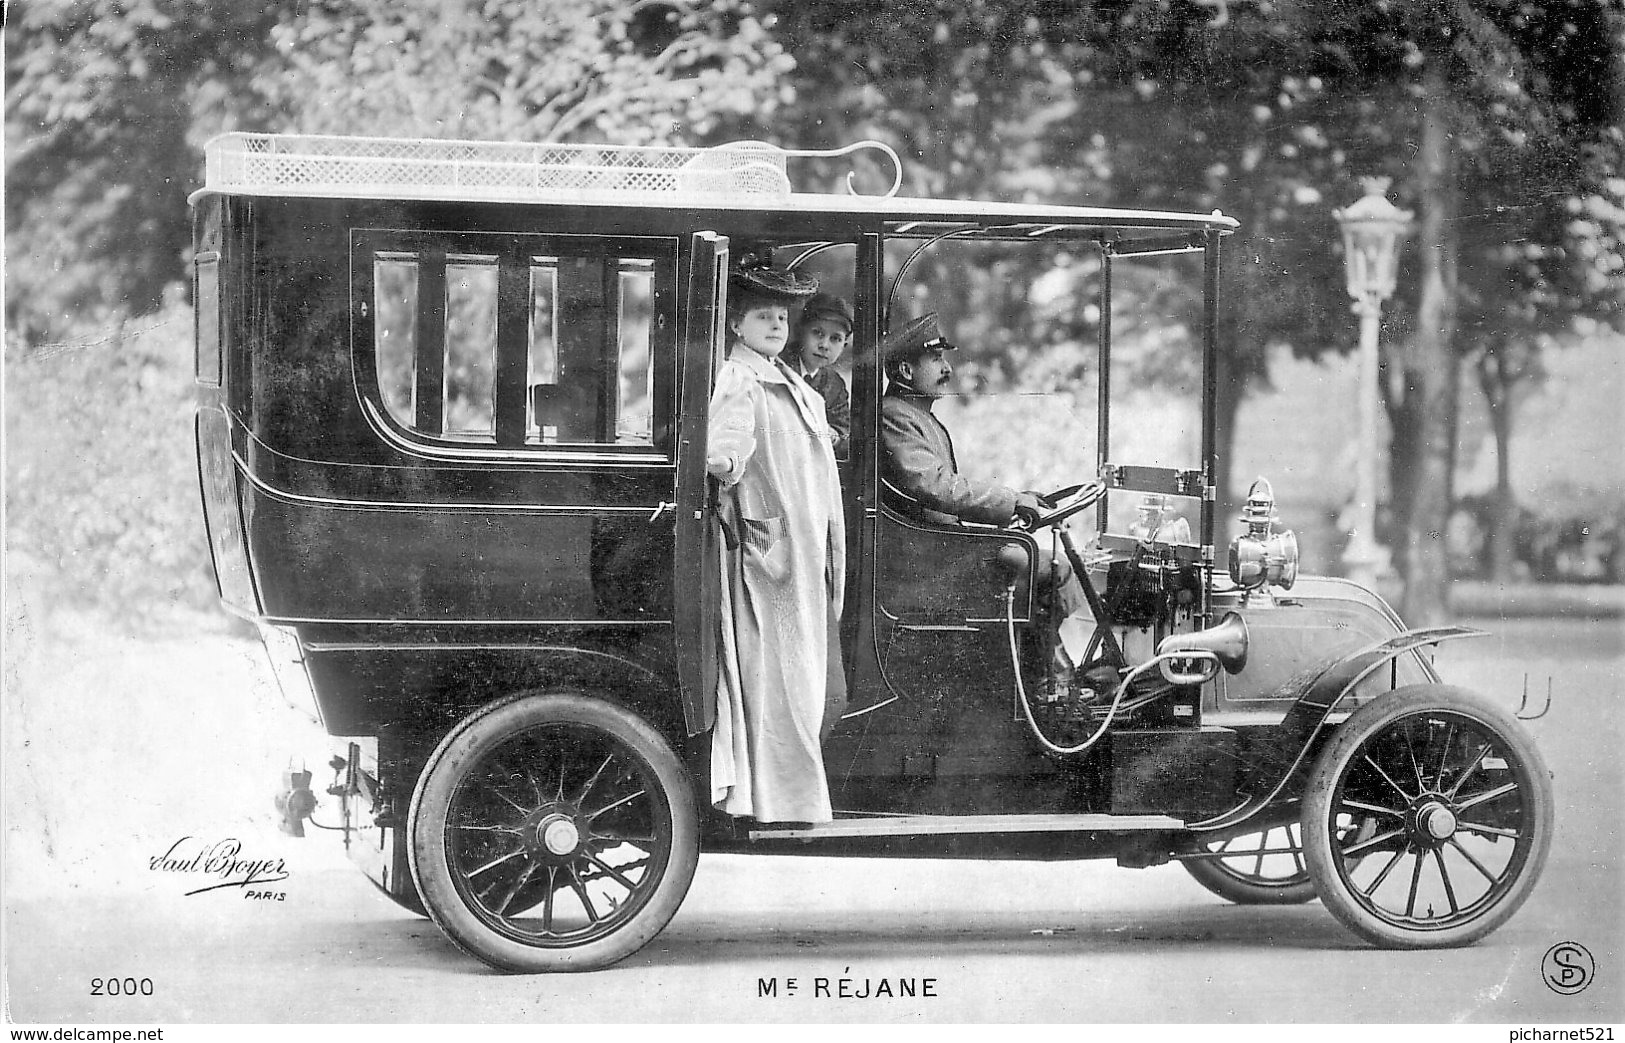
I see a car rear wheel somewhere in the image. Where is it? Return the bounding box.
[408,692,699,972]
[1303,685,1552,948]
[1182,823,1318,905]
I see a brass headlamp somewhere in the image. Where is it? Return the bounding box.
[1228,477,1299,590]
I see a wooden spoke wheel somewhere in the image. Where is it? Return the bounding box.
[1183,823,1318,905]
[1303,685,1553,949]
[408,693,699,972]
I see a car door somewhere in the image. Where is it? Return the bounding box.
[672,231,728,735]
[829,229,1050,795]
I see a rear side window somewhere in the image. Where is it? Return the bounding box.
[194,251,221,385]
[356,231,677,456]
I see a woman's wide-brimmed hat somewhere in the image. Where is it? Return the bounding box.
[729,257,819,304]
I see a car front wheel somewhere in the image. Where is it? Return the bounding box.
[1302,684,1552,948]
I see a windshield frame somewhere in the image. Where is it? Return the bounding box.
[870,220,1228,625]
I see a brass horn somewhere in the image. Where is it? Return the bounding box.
[1155,612,1250,685]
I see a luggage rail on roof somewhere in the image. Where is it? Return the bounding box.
[200,132,903,205]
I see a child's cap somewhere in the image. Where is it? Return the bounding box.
[799,292,853,332]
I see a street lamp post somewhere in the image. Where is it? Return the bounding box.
[1334,176,1412,590]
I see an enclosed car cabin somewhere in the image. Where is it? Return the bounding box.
[194,133,1241,743]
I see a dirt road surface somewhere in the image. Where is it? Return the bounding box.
[4,610,1620,1023]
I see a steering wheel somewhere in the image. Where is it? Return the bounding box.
[1012,479,1106,530]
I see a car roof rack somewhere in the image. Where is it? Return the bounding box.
[199,132,902,206]
[193,132,1237,236]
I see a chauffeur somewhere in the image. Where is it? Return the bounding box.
[880,313,1093,678]
[879,313,1042,527]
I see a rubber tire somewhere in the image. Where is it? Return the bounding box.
[1302,684,1553,949]
[1182,825,1318,905]
[408,692,700,972]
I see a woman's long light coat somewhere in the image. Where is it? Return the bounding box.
[707,347,846,823]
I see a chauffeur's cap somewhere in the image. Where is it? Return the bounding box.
[881,312,957,362]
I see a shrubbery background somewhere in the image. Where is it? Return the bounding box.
[5,303,222,630]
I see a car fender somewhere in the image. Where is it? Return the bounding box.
[1189,624,1484,834]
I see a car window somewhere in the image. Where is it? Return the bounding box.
[359,230,677,456]
[194,251,221,386]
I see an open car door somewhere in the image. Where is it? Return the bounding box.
[673,231,729,735]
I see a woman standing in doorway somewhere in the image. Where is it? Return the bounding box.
[707,261,846,826]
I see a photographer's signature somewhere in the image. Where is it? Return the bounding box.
[149,837,290,896]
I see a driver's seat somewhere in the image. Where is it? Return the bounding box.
[873,497,1038,626]
[880,477,960,529]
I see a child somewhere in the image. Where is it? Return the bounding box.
[706,263,846,825]
[789,292,853,459]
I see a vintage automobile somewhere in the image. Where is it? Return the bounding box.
[191,132,1552,973]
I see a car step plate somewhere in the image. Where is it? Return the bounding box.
[747,812,1186,841]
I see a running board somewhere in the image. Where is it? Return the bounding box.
[747,812,1186,841]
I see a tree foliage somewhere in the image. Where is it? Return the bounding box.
[4,0,793,348]
[254,0,792,144]
[5,0,291,346]
[1258,0,1625,619]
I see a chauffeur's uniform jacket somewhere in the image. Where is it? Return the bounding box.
[880,389,1018,527]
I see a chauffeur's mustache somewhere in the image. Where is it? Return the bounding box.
[898,371,952,391]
